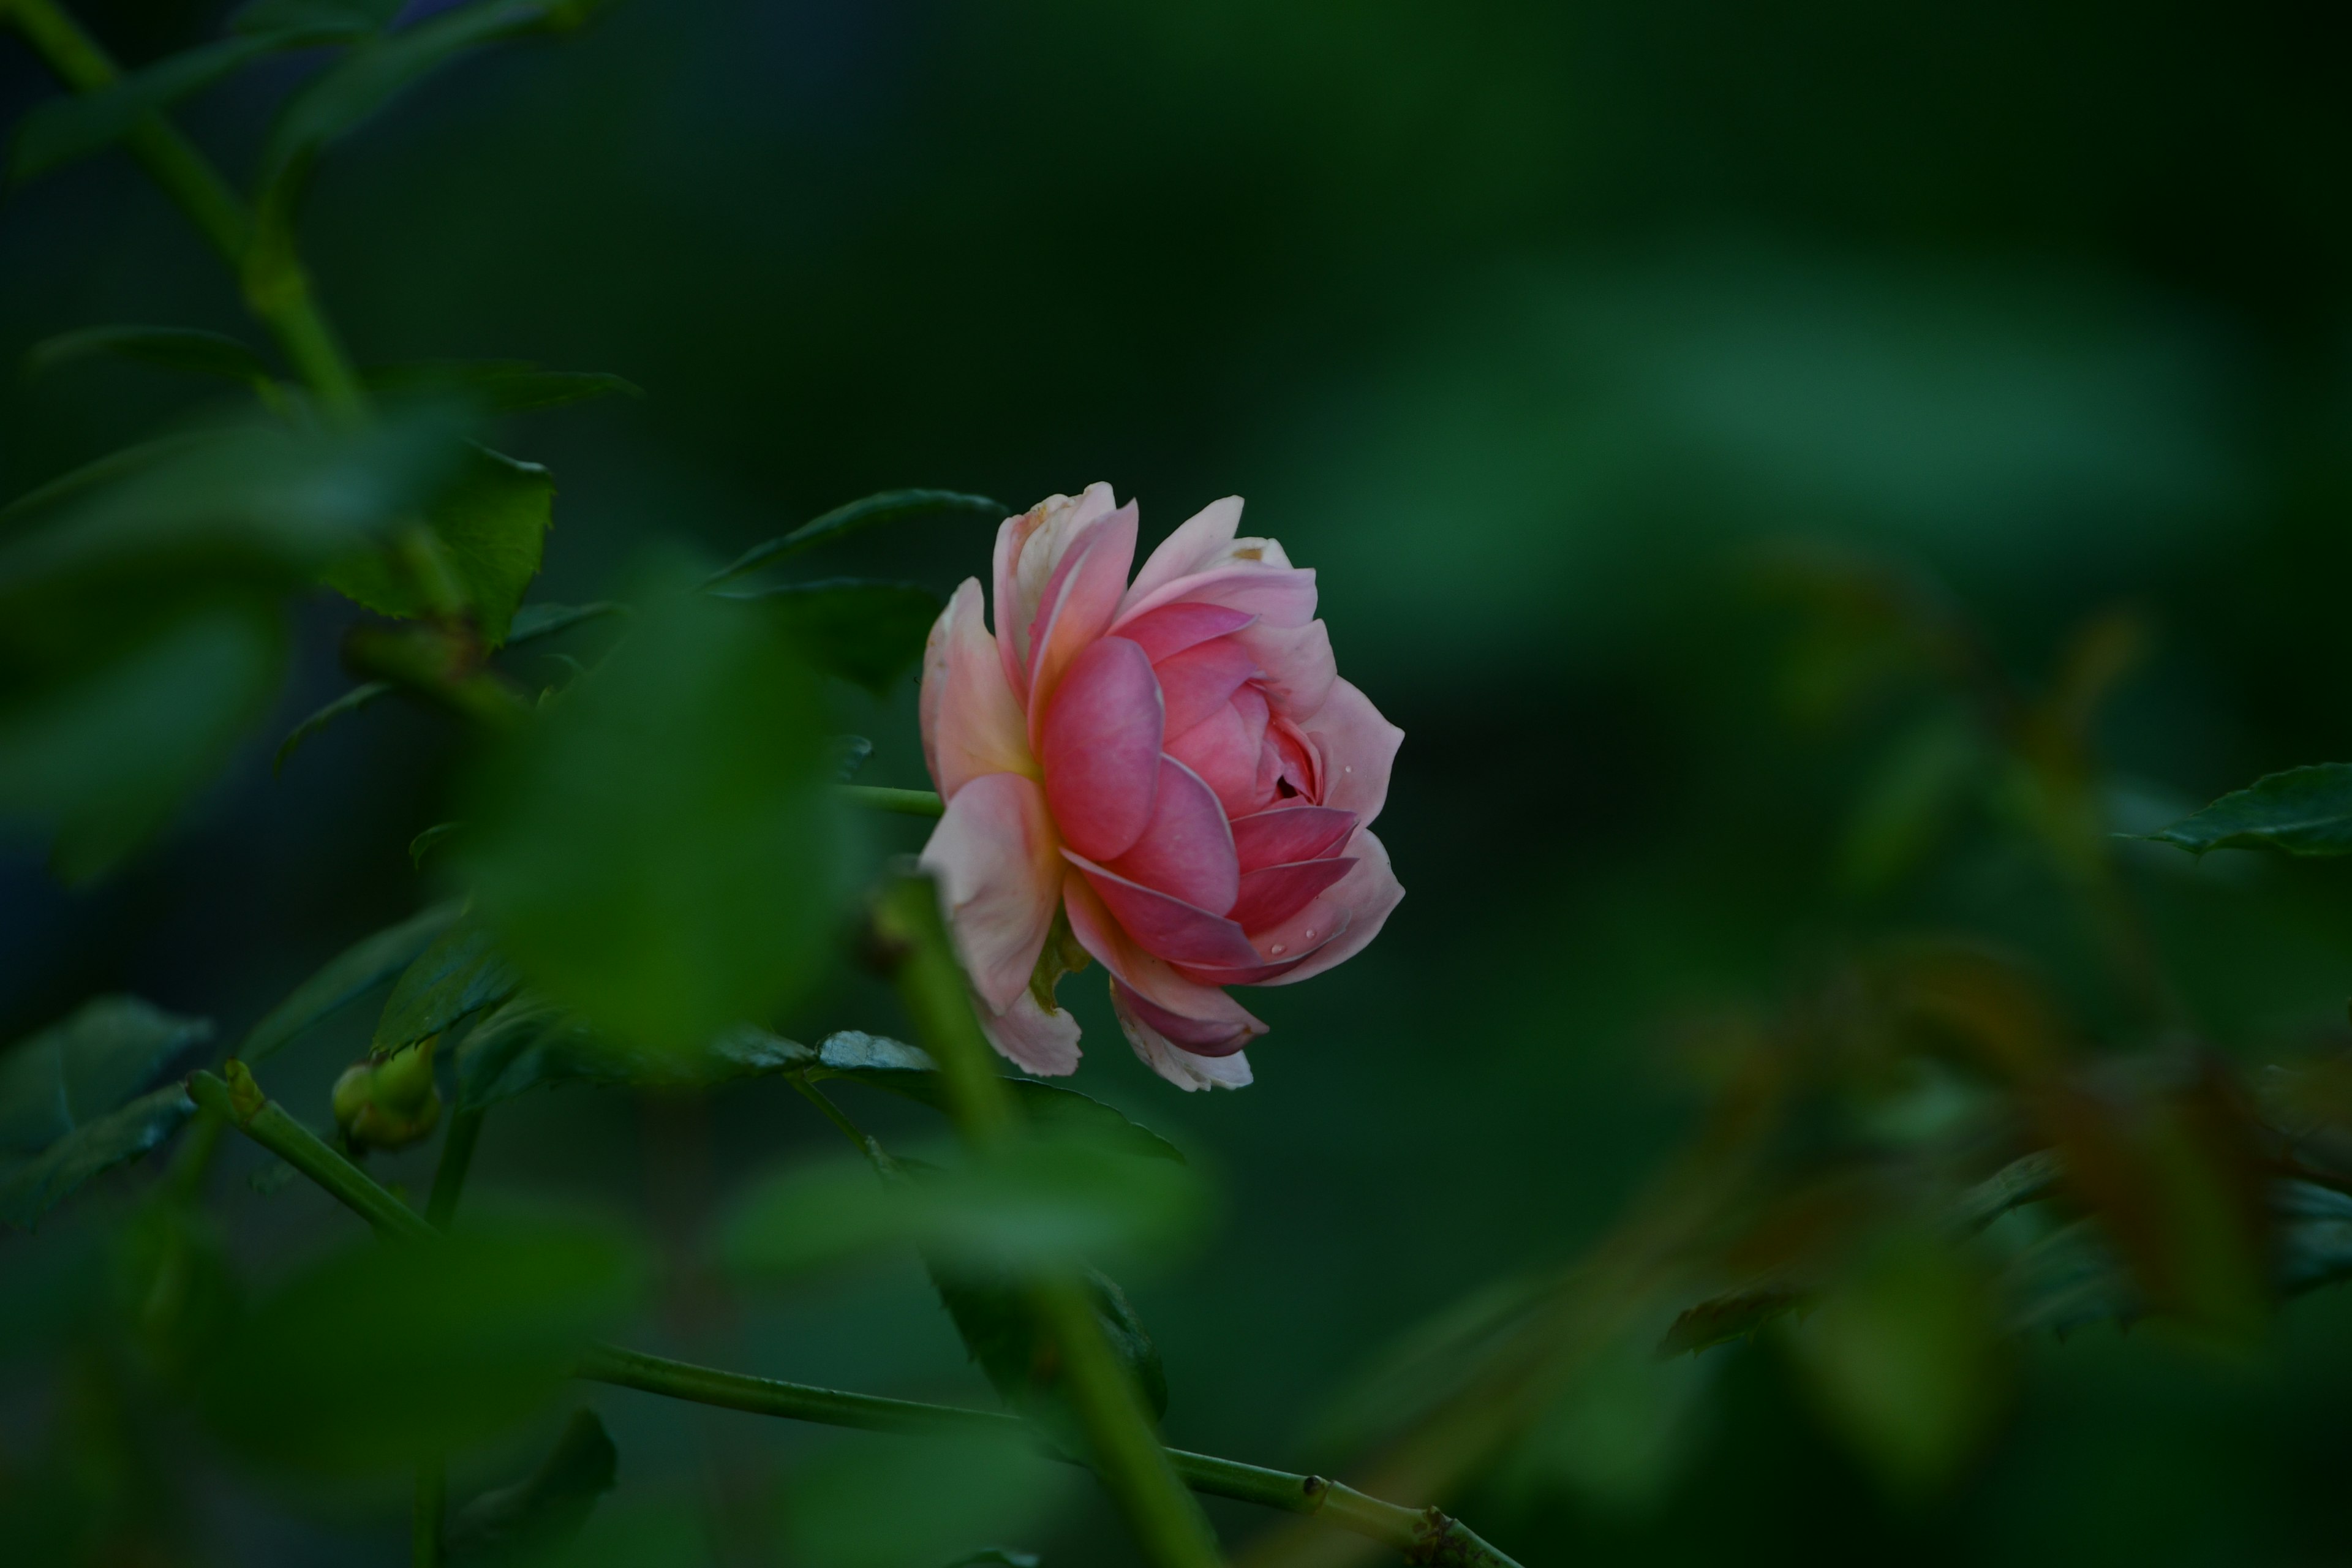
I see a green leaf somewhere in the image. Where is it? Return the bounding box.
[273,679,393,773]
[233,0,404,37]
[198,1218,646,1474]
[367,361,643,415]
[1948,1148,2062,1235]
[239,901,463,1063]
[258,0,608,195]
[2275,1180,2352,1297]
[718,1136,1207,1280]
[705,489,1006,587]
[374,919,522,1055]
[506,600,622,646]
[445,1408,617,1561]
[24,325,275,390]
[930,1260,1169,1436]
[810,1033,1185,1164]
[0,605,288,881]
[0,997,212,1227]
[460,584,850,1052]
[2143,763,2352,856]
[943,1555,1041,1568]
[410,821,464,867]
[778,1435,1071,1568]
[9,33,337,183]
[733,579,943,697]
[321,443,553,646]
[1839,714,1980,894]
[1655,1287,1809,1359]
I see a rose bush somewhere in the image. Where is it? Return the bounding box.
[918,484,1404,1090]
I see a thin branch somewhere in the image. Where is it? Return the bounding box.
[190,1065,1524,1568]
[840,785,944,819]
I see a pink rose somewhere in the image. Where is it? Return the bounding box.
[918,484,1404,1091]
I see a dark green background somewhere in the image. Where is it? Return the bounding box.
[6,1,2352,1563]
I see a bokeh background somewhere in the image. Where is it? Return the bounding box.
[7,2,2352,1564]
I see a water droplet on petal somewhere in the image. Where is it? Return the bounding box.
[1269,943,1285,955]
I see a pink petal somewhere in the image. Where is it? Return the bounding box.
[1118,602,1256,665]
[1253,827,1404,989]
[1065,851,1260,969]
[1229,805,1357,873]
[1121,496,1244,612]
[1233,617,1335,722]
[1115,562,1317,633]
[1039,635,1163,862]
[1170,915,1348,986]
[978,988,1082,1077]
[1109,981,1255,1091]
[920,578,1036,799]
[994,484,1118,691]
[1063,873,1268,1042]
[1297,677,1403,826]
[1153,637,1261,739]
[1110,979,1254,1057]
[918,773,1063,1013]
[1166,687,1270,816]
[1025,506,1139,728]
[1229,856,1357,932]
[1106,756,1238,914]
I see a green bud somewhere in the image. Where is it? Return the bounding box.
[331,1061,374,1132]
[374,1036,439,1115]
[332,1038,444,1152]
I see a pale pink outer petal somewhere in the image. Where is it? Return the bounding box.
[1113,562,1317,634]
[1298,677,1403,826]
[1253,826,1404,989]
[918,773,1063,1014]
[1121,496,1244,611]
[920,578,1035,799]
[1234,617,1336,723]
[978,989,1083,1077]
[1061,873,1268,1045]
[993,483,1118,691]
[1025,506,1140,729]
[1110,981,1254,1091]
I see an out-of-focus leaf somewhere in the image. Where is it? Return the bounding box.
[374,919,521,1055]
[368,361,643,414]
[322,444,552,646]
[2274,1180,2352,1297]
[832,734,873,780]
[778,1434,1070,1568]
[258,0,610,194]
[1502,1327,1714,1515]
[941,1554,1040,1568]
[0,994,211,1223]
[239,901,462,1062]
[410,821,463,867]
[812,1034,1185,1164]
[1304,1273,1554,1458]
[233,0,402,35]
[273,679,393,772]
[2002,1216,2135,1336]
[1782,1228,2005,1494]
[0,997,212,1153]
[732,579,942,696]
[10,33,338,182]
[719,1136,1207,1280]
[446,1408,617,1561]
[461,584,848,1052]
[25,325,275,390]
[198,1218,644,1474]
[506,601,622,646]
[0,605,285,880]
[1839,714,1980,893]
[1948,1148,2062,1235]
[0,1086,195,1229]
[930,1259,1167,1440]
[706,489,1006,586]
[1656,1287,1807,1358]
[2143,763,2352,857]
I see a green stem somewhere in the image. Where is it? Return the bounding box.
[840,785,944,819]
[5,0,368,418]
[412,1463,446,1568]
[578,1347,1521,1568]
[413,1106,482,1568]
[192,1065,1523,1568]
[425,1107,484,1231]
[872,871,1224,1568]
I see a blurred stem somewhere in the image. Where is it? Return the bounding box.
[840,785,944,818]
[4,0,368,418]
[425,1108,484,1231]
[411,1466,445,1568]
[578,1348,1524,1568]
[871,870,1226,1568]
[192,1063,1523,1568]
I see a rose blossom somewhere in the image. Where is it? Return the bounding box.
[917,483,1404,1090]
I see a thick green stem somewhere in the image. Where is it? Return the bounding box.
[872,870,1224,1568]
[194,1063,1521,1568]
[840,785,944,819]
[4,0,368,418]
